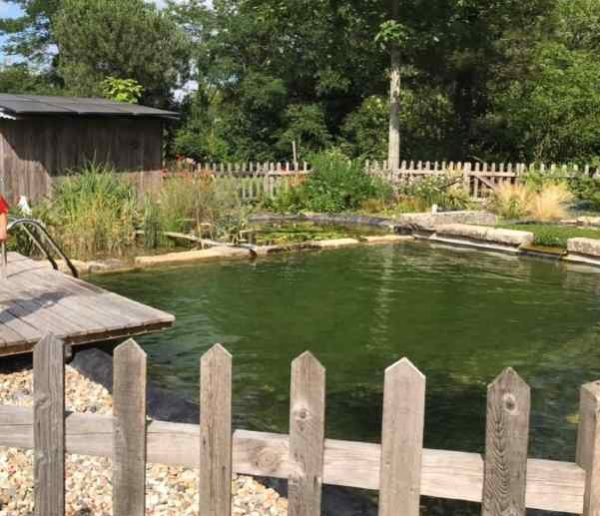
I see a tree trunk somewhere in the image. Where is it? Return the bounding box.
[387,48,401,170]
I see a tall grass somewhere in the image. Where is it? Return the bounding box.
[45,162,137,259]
[528,183,573,221]
[489,182,573,222]
[156,172,249,242]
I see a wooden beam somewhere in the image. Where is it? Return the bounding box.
[0,405,585,513]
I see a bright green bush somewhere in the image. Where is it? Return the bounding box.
[269,149,391,213]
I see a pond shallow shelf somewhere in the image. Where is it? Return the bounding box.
[93,241,600,463]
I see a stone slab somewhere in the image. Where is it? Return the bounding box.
[435,224,534,247]
[135,246,252,268]
[567,237,600,258]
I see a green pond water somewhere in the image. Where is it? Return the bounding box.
[93,241,600,464]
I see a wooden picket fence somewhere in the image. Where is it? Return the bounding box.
[166,160,599,202]
[5,334,600,515]
[166,161,312,202]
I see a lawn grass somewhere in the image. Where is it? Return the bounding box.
[498,223,600,248]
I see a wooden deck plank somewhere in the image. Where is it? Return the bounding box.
[0,253,175,355]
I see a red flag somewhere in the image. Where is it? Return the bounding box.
[0,196,8,215]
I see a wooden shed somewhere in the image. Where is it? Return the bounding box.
[0,94,178,202]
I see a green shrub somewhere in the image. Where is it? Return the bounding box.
[400,174,472,211]
[569,175,600,211]
[269,149,391,213]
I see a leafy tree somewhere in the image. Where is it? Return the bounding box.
[276,104,332,159]
[0,0,61,63]
[482,42,600,163]
[0,64,62,95]
[53,0,189,105]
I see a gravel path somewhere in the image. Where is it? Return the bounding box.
[0,367,288,516]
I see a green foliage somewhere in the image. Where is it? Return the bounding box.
[269,149,391,213]
[0,64,62,95]
[53,0,189,103]
[483,42,600,162]
[0,0,61,63]
[100,77,144,104]
[43,162,138,259]
[569,175,600,210]
[276,104,332,157]
[401,175,473,211]
[158,172,250,243]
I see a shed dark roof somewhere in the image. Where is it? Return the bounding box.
[0,94,178,119]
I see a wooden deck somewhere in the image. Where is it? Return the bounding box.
[0,253,175,356]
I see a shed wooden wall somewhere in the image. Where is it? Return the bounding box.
[0,117,164,203]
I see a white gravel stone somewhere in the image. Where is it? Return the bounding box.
[0,367,288,516]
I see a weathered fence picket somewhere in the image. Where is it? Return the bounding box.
[288,352,326,516]
[482,368,530,516]
[4,334,600,514]
[33,334,65,516]
[576,380,600,515]
[112,339,147,516]
[378,358,425,516]
[199,344,233,516]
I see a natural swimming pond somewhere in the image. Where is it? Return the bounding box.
[93,241,600,463]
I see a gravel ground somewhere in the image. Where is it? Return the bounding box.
[0,367,288,516]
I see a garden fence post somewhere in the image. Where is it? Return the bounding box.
[288,352,326,516]
[576,380,600,515]
[113,339,147,516]
[482,368,530,516]
[199,344,233,516]
[33,333,65,516]
[378,358,425,516]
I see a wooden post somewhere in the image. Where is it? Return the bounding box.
[33,333,65,516]
[200,344,233,516]
[378,358,425,516]
[482,368,530,516]
[576,380,600,515]
[113,339,147,516]
[288,352,325,516]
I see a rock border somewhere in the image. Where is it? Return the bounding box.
[40,211,600,275]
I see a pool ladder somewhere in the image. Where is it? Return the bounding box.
[4,217,79,278]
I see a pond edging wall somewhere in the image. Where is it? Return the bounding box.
[50,211,600,276]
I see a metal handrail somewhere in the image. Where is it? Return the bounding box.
[7,218,79,278]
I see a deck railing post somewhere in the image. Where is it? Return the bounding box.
[576,380,600,515]
[33,333,65,516]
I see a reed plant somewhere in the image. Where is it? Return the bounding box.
[490,181,573,222]
[45,162,137,259]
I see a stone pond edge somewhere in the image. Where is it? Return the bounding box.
[45,211,600,276]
